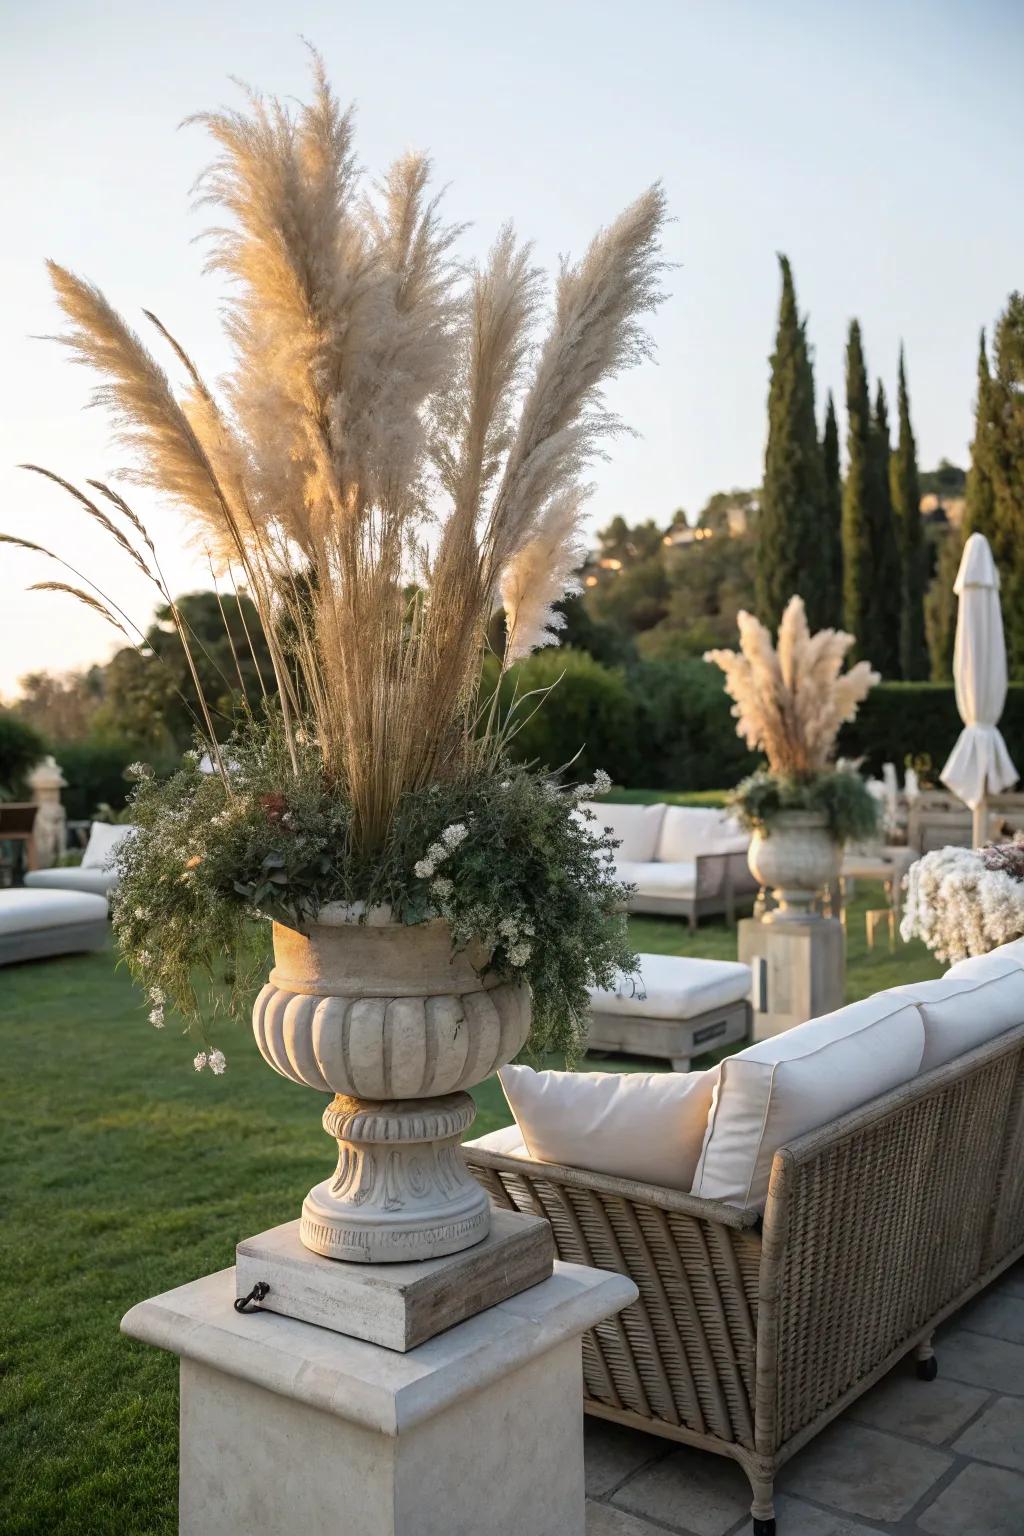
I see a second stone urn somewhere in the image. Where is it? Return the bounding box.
[253,907,530,1263]
[747,810,842,922]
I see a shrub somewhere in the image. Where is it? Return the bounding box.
[486,649,641,785]
[0,711,45,796]
[53,740,178,822]
[629,658,758,790]
[839,683,1024,779]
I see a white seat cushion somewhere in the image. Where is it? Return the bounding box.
[580,802,666,863]
[0,888,108,934]
[588,952,751,1021]
[466,1125,528,1158]
[618,860,697,900]
[81,821,135,871]
[692,994,925,1209]
[960,936,1024,973]
[499,1062,716,1190]
[888,956,1024,1071]
[24,868,118,898]
[655,806,749,863]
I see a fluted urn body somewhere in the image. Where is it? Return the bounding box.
[253,906,531,1263]
[747,811,841,922]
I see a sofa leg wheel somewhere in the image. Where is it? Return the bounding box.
[752,1520,776,1535]
[917,1355,938,1382]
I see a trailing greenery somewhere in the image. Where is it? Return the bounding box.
[729,766,880,844]
[756,256,828,630]
[113,722,635,1062]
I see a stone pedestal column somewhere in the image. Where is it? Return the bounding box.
[122,1260,636,1536]
[27,755,67,869]
[739,914,845,1040]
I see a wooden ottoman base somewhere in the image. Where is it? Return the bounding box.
[587,999,751,1071]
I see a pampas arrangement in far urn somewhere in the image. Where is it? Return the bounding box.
[10,52,666,1259]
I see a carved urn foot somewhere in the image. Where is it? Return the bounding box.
[301,1092,489,1262]
[253,907,531,1264]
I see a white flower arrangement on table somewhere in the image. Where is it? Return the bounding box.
[901,841,1024,963]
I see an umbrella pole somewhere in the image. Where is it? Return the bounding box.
[973,796,988,849]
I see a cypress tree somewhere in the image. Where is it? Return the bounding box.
[868,380,903,677]
[989,295,1024,675]
[842,321,873,656]
[757,255,827,630]
[965,330,998,540]
[821,390,843,626]
[890,348,927,678]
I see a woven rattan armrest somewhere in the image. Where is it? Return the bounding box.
[463,1142,762,1231]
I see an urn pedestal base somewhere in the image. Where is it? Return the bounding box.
[300,1091,491,1263]
[121,1262,638,1536]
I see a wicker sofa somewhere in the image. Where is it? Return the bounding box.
[583,801,759,929]
[465,1018,1024,1534]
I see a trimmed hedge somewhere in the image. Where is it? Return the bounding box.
[840,683,1024,780]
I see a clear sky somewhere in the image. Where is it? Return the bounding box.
[1,0,1021,697]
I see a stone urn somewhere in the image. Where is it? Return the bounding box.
[747,810,841,922]
[252,906,530,1263]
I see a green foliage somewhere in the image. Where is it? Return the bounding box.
[924,525,965,682]
[491,649,757,792]
[730,766,880,844]
[640,530,757,658]
[52,740,178,822]
[867,379,903,677]
[839,680,1024,775]
[114,723,635,1062]
[842,321,874,658]
[981,296,1024,676]
[757,256,829,630]
[890,350,928,679]
[821,391,843,628]
[0,710,45,796]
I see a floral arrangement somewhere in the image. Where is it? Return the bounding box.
[8,55,660,1065]
[704,596,880,842]
[901,840,1024,962]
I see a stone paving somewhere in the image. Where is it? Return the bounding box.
[584,1257,1024,1536]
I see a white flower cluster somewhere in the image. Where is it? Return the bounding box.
[148,986,165,1028]
[498,911,535,967]
[413,823,468,881]
[194,1048,227,1075]
[901,845,1024,963]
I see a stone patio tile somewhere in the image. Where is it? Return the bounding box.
[958,1291,1024,1345]
[952,1394,1024,1473]
[916,1461,1024,1536]
[777,1422,951,1523]
[611,1443,751,1536]
[845,1369,989,1444]
[587,1501,664,1535]
[755,1497,879,1535]
[585,1418,669,1498]
[994,1260,1024,1298]
[939,1329,1024,1395]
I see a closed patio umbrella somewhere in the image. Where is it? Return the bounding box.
[940,531,1019,846]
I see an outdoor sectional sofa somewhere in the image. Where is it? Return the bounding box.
[583,800,758,928]
[465,940,1024,1534]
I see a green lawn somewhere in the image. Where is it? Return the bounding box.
[0,893,941,1534]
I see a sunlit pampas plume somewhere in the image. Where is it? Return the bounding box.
[704,596,879,777]
[15,49,667,849]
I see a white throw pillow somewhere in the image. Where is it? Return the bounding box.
[81,821,135,871]
[691,994,925,1209]
[580,801,666,864]
[655,806,749,864]
[498,1063,716,1191]
[888,957,1024,1071]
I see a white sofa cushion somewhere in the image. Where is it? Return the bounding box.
[589,952,751,1022]
[888,956,1024,1071]
[24,868,118,899]
[81,821,134,871]
[619,860,697,900]
[655,806,749,863]
[467,1124,528,1158]
[0,888,108,934]
[978,936,1024,971]
[498,1063,716,1190]
[692,994,925,1209]
[580,802,666,863]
